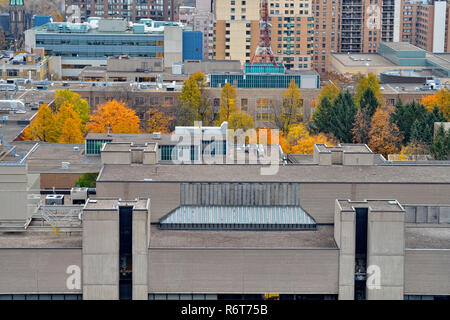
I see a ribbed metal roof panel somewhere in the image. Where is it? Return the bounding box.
[160,206,316,230]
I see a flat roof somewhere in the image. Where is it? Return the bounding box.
[337,199,404,212]
[102,142,157,153]
[405,227,450,249]
[331,53,395,67]
[23,142,101,173]
[149,225,336,249]
[86,133,177,146]
[316,144,372,154]
[0,232,82,248]
[382,42,426,52]
[98,163,450,184]
[84,198,149,211]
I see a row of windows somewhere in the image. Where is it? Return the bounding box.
[159,142,226,161]
[86,139,113,155]
[210,75,304,89]
[0,294,82,300]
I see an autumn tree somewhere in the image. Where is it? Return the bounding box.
[146,108,173,133]
[178,72,212,126]
[368,107,403,158]
[191,72,212,124]
[86,100,141,134]
[351,88,380,144]
[22,104,59,142]
[56,104,85,135]
[319,81,341,103]
[58,117,84,143]
[351,108,372,144]
[281,123,334,154]
[421,87,450,119]
[399,140,430,161]
[218,83,238,123]
[54,89,90,123]
[430,124,450,160]
[274,79,303,134]
[228,110,254,131]
[328,91,357,143]
[354,73,383,109]
[178,77,202,125]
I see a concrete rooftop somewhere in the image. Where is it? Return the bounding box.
[98,163,450,183]
[149,225,337,249]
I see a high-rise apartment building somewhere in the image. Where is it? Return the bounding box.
[65,0,178,23]
[312,0,341,74]
[399,0,450,53]
[213,0,450,74]
[213,0,260,64]
[268,0,314,70]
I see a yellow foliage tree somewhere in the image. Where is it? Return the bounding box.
[54,89,90,123]
[146,108,173,133]
[421,87,450,119]
[319,81,341,103]
[228,110,254,131]
[281,123,334,154]
[277,79,303,134]
[22,104,59,142]
[58,117,85,143]
[368,107,403,158]
[56,104,85,135]
[86,100,141,134]
[354,73,384,108]
[218,83,238,123]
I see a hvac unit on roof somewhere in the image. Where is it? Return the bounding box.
[153,132,161,140]
[45,194,64,205]
[61,162,70,169]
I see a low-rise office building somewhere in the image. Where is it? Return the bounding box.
[0,143,449,300]
[24,19,200,80]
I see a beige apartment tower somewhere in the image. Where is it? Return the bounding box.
[213,0,260,64]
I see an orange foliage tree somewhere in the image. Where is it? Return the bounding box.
[22,104,59,142]
[86,100,141,134]
[421,88,450,119]
[368,107,403,158]
[58,117,85,143]
[146,108,173,133]
[281,123,334,154]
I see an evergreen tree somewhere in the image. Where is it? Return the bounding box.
[311,96,333,134]
[329,91,357,143]
[430,124,450,160]
[359,87,379,118]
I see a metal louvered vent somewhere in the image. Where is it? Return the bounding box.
[159,206,316,231]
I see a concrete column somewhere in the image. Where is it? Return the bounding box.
[367,207,405,300]
[335,201,356,300]
[132,206,150,300]
[82,209,119,300]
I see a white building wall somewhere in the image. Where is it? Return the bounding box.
[432,1,447,53]
[393,0,401,42]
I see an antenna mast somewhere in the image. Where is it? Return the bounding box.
[250,0,278,66]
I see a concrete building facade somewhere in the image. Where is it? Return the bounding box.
[0,143,449,300]
[398,0,450,53]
